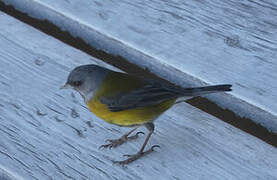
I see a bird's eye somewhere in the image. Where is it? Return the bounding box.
[73,81,82,87]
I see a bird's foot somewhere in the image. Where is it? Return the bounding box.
[113,145,160,165]
[99,132,144,149]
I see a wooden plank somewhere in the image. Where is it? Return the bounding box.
[0,165,20,180]
[0,12,277,180]
[1,0,277,132]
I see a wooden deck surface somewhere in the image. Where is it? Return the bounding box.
[1,0,277,131]
[0,11,277,180]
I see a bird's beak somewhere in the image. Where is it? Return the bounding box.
[60,83,71,90]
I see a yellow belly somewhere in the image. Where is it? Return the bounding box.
[86,71,176,126]
[87,98,176,126]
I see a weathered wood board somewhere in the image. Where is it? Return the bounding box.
[0,12,277,180]
[1,0,277,132]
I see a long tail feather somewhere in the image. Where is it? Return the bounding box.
[182,84,232,96]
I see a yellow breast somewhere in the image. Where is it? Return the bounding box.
[86,71,176,126]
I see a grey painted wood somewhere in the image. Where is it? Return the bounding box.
[0,12,277,180]
[2,0,277,131]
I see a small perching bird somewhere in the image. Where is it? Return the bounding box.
[61,64,232,164]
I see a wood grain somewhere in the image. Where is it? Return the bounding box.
[0,12,277,179]
[1,0,277,131]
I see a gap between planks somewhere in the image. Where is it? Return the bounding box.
[0,1,276,148]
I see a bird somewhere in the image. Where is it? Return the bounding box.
[61,64,232,164]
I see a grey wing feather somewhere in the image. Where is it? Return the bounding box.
[100,80,232,112]
[99,83,183,112]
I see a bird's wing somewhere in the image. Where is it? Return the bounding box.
[99,71,232,112]
[99,81,183,112]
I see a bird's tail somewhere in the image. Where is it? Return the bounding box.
[182,84,232,96]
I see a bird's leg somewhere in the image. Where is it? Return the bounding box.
[100,127,144,149]
[114,122,160,165]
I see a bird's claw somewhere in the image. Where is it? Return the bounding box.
[115,145,160,165]
[151,145,160,151]
[122,145,160,157]
[127,131,145,140]
[99,138,123,149]
[99,132,145,150]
